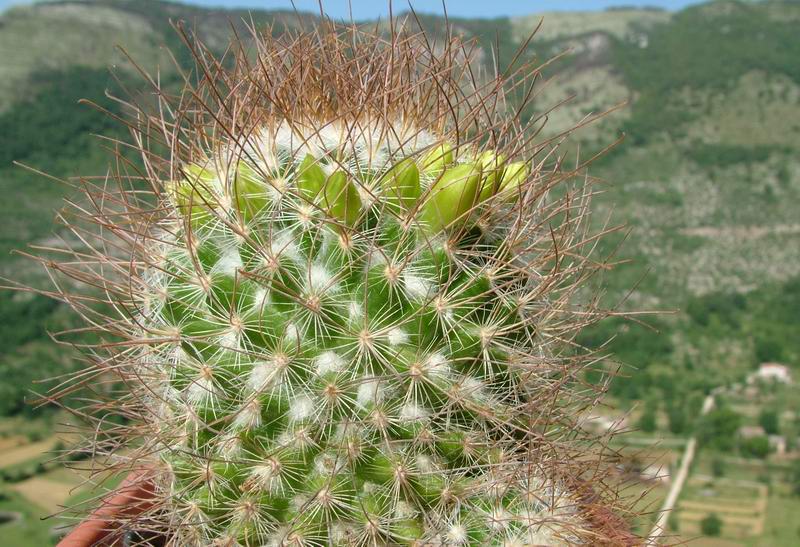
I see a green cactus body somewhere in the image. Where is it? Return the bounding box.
[146,122,585,545]
[27,20,637,546]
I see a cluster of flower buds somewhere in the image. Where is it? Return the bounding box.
[170,138,530,236]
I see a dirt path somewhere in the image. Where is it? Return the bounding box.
[648,393,715,544]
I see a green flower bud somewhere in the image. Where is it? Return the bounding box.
[296,154,326,200]
[497,161,529,200]
[476,150,506,201]
[232,161,269,222]
[379,157,421,211]
[421,142,454,175]
[323,171,362,227]
[170,163,217,227]
[420,162,482,233]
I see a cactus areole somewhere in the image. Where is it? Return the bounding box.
[37,18,633,547]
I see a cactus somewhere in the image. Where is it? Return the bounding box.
[34,19,633,547]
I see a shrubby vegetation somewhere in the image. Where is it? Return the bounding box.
[612,0,800,145]
[0,292,57,353]
[740,435,771,459]
[791,460,800,496]
[686,278,800,366]
[701,512,723,537]
[697,405,741,451]
[0,291,97,415]
[759,408,780,435]
[666,400,688,434]
[685,143,778,169]
[638,397,659,432]
[0,67,131,259]
[579,276,800,415]
[0,68,132,417]
[0,68,124,169]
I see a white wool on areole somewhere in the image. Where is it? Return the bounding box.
[241,118,441,173]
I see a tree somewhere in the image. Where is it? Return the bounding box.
[711,457,726,478]
[697,407,741,451]
[790,459,800,496]
[638,397,658,433]
[668,403,687,434]
[685,392,705,430]
[701,513,722,537]
[758,408,780,435]
[740,436,771,459]
[755,336,784,363]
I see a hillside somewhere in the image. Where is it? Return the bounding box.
[0,0,798,417]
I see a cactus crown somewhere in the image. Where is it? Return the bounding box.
[36,17,630,547]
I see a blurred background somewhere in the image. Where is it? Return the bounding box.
[0,0,798,545]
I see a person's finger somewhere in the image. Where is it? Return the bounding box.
[57,469,154,547]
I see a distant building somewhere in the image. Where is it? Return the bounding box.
[747,362,792,384]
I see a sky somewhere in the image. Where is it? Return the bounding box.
[0,0,706,18]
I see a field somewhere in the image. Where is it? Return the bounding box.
[0,438,59,470]
[11,469,85,515]
[677,477,767,538]
[0,489,57,546]
[666,454,800,546]
[0,417,121,545]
